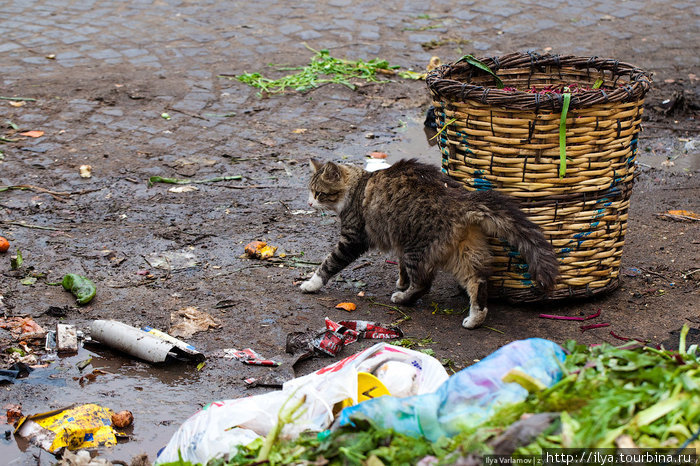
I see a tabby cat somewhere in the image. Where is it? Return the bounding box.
[300,159,558,329]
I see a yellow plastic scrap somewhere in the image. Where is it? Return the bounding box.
[339,372,391,410]
[664,210,700,221]
[244,241,277,259]
[16,404,120,452]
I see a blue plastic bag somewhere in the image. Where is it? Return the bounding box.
[338,338,566,442]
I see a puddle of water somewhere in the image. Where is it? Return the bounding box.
[343,113,699,176]
[636,137,700,173]
[336,113,443,169]
[380,116,441,167]
[0,345,210,464]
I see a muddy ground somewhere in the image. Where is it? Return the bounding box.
[1,27,699,466]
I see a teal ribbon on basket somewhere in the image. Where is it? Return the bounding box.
[559,93,571,178]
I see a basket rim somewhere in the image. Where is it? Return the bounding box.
[426,51,653,112]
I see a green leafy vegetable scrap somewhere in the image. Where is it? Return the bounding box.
[62,273,97,305]
[228,44,400,96]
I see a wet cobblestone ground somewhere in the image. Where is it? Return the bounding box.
[2,0,698,158]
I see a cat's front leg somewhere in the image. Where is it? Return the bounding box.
[300,232,368,293]
[300,272,324,292]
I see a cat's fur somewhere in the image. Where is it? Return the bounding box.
[300,158,559,329]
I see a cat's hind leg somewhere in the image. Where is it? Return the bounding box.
[460,275,489,329]
[390,252,434,304]
[395,257,409,291]
[448,228,492,329]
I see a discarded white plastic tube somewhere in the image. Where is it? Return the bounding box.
[90,320,204,364]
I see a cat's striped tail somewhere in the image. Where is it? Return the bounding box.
[464,190,559,289]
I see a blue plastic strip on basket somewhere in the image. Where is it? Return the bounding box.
[473,178,494,190]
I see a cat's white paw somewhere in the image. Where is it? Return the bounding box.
[391,291,407,303]
[396,278,408,291]
[300,273,323,293]
[462,307,488,329]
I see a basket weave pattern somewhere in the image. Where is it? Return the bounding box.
[426,52,652,302]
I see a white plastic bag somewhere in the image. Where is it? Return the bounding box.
[155,343,448,464]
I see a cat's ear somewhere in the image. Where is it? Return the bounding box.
[309,158,323,172]
[323,161,342,181]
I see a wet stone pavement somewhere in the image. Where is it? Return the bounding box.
[1,0,699,464]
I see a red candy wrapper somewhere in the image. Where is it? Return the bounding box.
[336,319,403,340]
[226,348,280,366]
[312,318,404,356]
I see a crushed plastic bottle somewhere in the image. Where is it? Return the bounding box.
[338,338,566,442]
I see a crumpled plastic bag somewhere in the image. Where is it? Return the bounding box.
[155,343,448,464]
[15,404,128,454]
[338,338,566,442]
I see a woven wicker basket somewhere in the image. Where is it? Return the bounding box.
[426,52,652,302]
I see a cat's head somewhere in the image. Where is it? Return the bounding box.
[307,159,353,213]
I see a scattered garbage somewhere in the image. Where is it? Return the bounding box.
[76,357,92,371]
[168,185,199,193]
[89,320,204,364]
[335,302,356,312]
[538,309,610,332]
[110,410,134,429]
[579,322,610,332]
[78,164,92,178]
[144,249,198,271]
[0,316,46,340]
[609,330,645,342]
[174,331,700,464]
[226,45,400,97]
[657,209,700,221]
[488,412,560,456]
[55,449,115,466]
[75,368,109,385]
[224,348,281,366]
[56,323,78,353]
[10,249,23,269]
[19,130,44,138]
[287,317,403,359]
[61,273,96,305]
[338,338,566,442]
[244,240,277,259]
[169,306,221,339]
[241,366,297,389]
[365,157,391,172]
[0,363,32,384]
[14,403,131,454]
[4,404,23,424]
[155,343,448,464]
[147,175,242,187]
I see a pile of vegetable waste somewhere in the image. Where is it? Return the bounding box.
[162,326,699,466]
